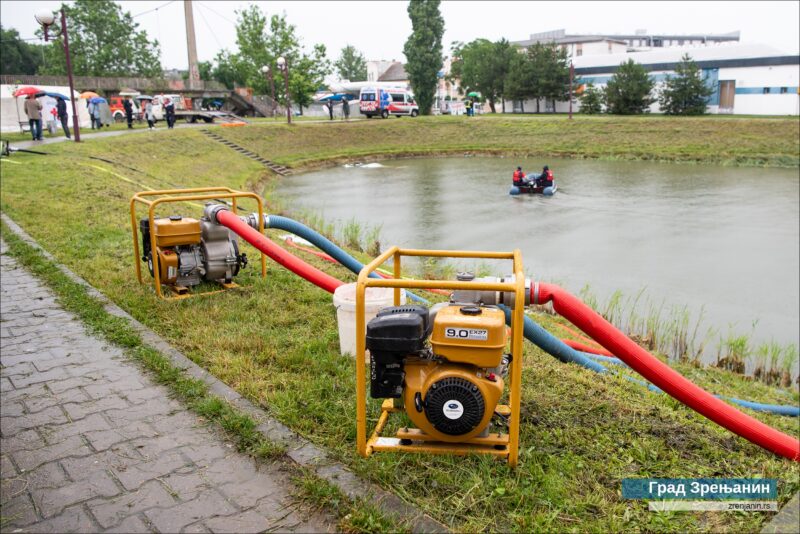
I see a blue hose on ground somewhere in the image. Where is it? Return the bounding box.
[267,215,798,417]
[266,215,428,304]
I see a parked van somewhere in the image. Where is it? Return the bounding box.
[359,87,419,118]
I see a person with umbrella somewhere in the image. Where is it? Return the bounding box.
[326,98,334,120]
[23,93,43,141]
[342,95,350,121]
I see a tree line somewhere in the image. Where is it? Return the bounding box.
[452,35,714,116]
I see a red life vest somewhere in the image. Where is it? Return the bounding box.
[541,169,554,183]
[513,169,525,184]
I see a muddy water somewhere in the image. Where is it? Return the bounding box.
[276,157,799,369]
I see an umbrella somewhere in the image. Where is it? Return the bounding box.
[80,91,100,99]
[90,97,107,104]
[45,92,70,100]
[13,86,43,97]
[467,91,480,98]
[136,95,154,101]
[317,93,354,102]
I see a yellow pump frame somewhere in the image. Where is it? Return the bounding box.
[130,187,267,299]
[356,246,526,467]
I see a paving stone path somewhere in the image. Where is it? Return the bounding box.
[0,240,331,533]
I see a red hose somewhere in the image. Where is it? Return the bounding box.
[562,338,616,357]
[534,283,800,462]
[216,210,344,294]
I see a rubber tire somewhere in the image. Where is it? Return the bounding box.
[366,115,372,119]
[381,110,389,119]
[411,110,419,117]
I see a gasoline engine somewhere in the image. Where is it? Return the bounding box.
[138,212,247,290]
[366,273,528,444]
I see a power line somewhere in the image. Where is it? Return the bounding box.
[195,2,224,51]
[196,1,237,27]
[132,0,176,19]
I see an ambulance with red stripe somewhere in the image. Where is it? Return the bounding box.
[359,87,419,118]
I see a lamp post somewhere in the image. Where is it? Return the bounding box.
[260,65,276,118]
[35,9,80,142]
[276,56,291,125]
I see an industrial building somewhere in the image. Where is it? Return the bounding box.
[510,43,799,116]
[513,29,741,53]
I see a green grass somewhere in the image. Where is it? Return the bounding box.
[217,114,800,169]
[1,118,799,532]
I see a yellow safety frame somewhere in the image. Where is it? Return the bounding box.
[130,187,267,299]
[356,246,526,467]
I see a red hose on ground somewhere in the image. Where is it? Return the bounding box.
[534,283,800,461]
[562,338,616,357]
[216,210,344,294]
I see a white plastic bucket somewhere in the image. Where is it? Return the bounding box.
[332,282,406,357]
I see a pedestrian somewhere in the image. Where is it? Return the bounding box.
[89,101,102,129]
[327,99,334,120]
[24,94,43,141]
[123,98,134,129]
[56,96,71,139]
[87,101,96,129]
[342,97,350,120]
[145,99,156,130]
[465,98,473,117]
[164,97,175,129]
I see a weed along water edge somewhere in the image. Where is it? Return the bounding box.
[277,156,800,376]
[1,123,799,532]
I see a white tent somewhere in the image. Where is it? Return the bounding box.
[1,84,91,133]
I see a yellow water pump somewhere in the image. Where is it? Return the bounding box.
[355,247,526,467]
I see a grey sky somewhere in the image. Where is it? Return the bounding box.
[2,1,798,71]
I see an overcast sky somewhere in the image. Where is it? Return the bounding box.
[2,0,799,70]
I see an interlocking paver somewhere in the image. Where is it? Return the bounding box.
[0,240,332,533]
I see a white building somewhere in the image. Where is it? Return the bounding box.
[514,29,740,53]
[509,43,799,116]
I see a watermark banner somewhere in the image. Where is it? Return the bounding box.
[648,501,778,512]
[622,478,777,500]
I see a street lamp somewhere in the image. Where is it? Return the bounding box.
[260,65,276,118]
[35,8,80,142]
[276,56,291,125]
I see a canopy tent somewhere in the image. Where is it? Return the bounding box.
[1,84,90,133]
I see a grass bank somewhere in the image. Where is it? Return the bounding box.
[1,120,798,532]
[217,114,800,169]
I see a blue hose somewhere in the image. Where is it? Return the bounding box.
[268,215,799,417]
[266,215,428,304]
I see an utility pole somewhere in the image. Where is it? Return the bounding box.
[569,61,574,120]
[184,0,200,89]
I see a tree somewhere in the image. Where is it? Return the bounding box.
[1,25,45,75]
[450,39,515,113]
[503,51,534,112]
[604,59,655,114]
[403,0,445,115]
[210,6,330,112]
[37,0,161,77]
[335,45,367,81]
[579,83,604,114]
[527,43,570,113]
[658,54,714,115]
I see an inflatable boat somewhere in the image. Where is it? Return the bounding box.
[509,173,557,196]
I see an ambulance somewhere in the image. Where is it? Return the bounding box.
[359,87,419,118]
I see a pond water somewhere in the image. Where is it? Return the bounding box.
[275,157,799,370]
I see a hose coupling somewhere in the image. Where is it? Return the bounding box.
[204,203,230,223]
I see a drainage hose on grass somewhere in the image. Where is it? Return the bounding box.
[533,283,800,461]
[264,215,428,304]
[222,208,800,434]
